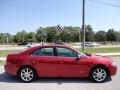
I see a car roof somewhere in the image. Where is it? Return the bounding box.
[26,44,71,52]
[20,44,79,55]
[34,44,69,48]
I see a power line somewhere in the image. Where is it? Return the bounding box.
[89,0,120,8]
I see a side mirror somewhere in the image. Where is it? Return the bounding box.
[76,54,81,61]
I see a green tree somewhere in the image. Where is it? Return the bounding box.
[26,32,36,42]
[94,30,106,42]
[46,27,59,42]
[36,27,43,42]
[0,33,5,43]
[85,25,94,42]
[60,26,80,42]
[0,33,12,43]
[115,31,120,41]
[107,29,117,42]
[36,27,48,42]
[13,30,28,44]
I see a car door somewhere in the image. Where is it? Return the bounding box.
[29,47,58,77]
[56,47,90,77]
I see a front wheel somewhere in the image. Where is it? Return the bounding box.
[18,67,36,82]
[90,67,108,83]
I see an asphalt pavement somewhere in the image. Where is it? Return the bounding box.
[0,57,120,90]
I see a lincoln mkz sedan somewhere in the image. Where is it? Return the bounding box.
[4,45,117,83]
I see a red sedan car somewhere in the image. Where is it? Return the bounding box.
[4,45,117,83]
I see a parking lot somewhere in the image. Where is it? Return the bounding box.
[0,57,119,90]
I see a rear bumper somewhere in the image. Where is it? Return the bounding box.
[4,64,18,76]
[108,65,117,76]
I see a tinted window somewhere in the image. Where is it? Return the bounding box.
[57,47,78,57]
[31,47,54,56]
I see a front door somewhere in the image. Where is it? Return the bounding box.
[56,47,89,77]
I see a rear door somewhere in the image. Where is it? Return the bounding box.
[29,47,58,77]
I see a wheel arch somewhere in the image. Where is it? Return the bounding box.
[17,65,38,77]
[89,64,110,77]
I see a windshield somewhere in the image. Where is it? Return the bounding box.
[79,52,87,57]
[72,48,88,57]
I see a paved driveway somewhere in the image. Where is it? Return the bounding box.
[0,58,120,90]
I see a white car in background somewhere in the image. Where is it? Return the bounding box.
[85,42,101,47]
[26,42,45,48]
[74,42,100,47]
[92,42,101,47]
[74,42,82,46]
[84,42,93,47]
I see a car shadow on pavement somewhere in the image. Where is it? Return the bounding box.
[0,73,20,83]
[0,72,112,84]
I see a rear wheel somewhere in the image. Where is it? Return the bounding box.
[18,67,36,82]
[90,67,108,83]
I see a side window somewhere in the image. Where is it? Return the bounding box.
[31,47,54,56]
[57,47,78,57]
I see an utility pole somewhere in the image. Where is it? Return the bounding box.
[6,36,8,43]
[4,33,9,43]
[82,0,85,51]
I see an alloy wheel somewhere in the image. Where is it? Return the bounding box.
[92,67,107,82]
[19,67,35,82]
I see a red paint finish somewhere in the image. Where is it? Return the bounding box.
[4,45,117,78]
[56,56,91,77]
[28,56,59,77]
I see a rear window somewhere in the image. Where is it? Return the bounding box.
[31,47,54,56]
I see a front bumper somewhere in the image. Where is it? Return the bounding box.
[4,64,18,76]
[108,65,117,76]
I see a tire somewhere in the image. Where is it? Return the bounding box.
[90,67,108,83]
[18,67,36,82]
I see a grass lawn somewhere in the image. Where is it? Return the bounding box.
[0,61,5,66]
[78,47,120,54]
[0,50,20,57]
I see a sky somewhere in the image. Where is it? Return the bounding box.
[0,0,120,34]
